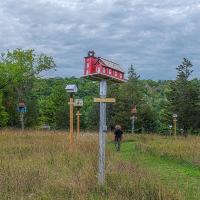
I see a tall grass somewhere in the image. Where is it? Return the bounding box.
[0,130,179,199]
[134,134,200,167]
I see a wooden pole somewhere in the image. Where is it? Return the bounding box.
[98,80,107,185]
[77,108,80,140]
[20,113,24,131]
[131,115,135,134]
[69,94,74,144]
[174,119,177,137]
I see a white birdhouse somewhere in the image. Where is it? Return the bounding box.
[65,84,78,93]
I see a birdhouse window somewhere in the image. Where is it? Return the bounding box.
[103,67,106,74]
[109,69,112,75]
[97,67,101,73]
[115,71,118,76]
[87,62,90,68]
[120,73,122,79]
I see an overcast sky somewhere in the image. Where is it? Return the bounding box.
[0,0,200,80]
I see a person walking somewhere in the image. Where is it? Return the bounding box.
[114,125,123,151]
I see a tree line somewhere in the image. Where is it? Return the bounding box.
[0,49,200,134]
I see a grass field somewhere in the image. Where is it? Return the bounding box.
[0,130,199,199]
[110,135,200,200]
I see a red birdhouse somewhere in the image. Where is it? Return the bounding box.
[83,51,125,82]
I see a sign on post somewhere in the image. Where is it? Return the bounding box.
[94,98,116,103]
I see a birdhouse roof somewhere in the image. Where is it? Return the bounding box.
[99,57,124,73]
[65,84,78,93]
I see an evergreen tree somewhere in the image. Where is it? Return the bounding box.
[108,66,143,131]
[128,64,140,80]
[168,58,200,133]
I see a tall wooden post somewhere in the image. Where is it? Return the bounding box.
[173,114,177,137]
[173,119,177,137]
[20,113,24,131]
[76,108,81,140]
[131,116,135,134]
[131,106,137,134]
[66,84,78,144]
[98,80,107,185]
[69,94,74,144]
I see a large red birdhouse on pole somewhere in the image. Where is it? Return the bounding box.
[83,50,125,186]
[83,50,125,82]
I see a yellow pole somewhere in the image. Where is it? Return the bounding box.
[69,95,74,144]
[77,108,80,141]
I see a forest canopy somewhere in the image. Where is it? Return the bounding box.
[0,49,200,134]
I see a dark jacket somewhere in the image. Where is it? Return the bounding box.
[114,129,123,138]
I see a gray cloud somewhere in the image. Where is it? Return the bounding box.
[0,0,200,79]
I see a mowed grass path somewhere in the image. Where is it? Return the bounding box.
[108,138,200,200]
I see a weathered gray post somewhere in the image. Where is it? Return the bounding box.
[98,80,107,185]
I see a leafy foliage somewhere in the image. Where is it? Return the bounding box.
[0,49,200,134]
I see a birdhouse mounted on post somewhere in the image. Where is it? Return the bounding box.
[66,84,78,145]
[83,50,125,83]
[17,100,27,131]
[83,50,126,186]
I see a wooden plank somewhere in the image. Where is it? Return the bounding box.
[94,98,116,103]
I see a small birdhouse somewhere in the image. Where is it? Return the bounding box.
[83,50,125,82]
[18,101,27,113]
[65,84,78,93]
[18,101,26,108]
[173,114,178,118]
[74,99,83,107]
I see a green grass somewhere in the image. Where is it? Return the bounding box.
[0,130,177,200]
[108,139,200,200]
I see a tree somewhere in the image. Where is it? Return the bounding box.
[0,49,56,127]
[168,58,200,133]
[128,64,140,80]
[108,66,143,131]
[0,93,8,127]
[176,58,193,80]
